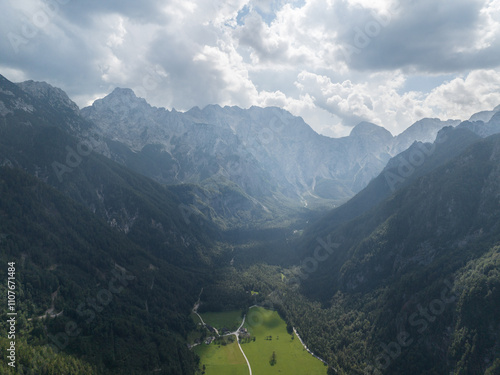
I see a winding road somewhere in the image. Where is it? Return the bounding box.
[192,296,331,374]
[234,315,252,375]
[192,292,252,375]
[293,327,330,367]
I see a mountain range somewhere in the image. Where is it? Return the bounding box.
[1,72,500,374]
[80,87,464,210]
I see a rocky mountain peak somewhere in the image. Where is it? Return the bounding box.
[16,80,80,113]
[468,104,500,122]
[110,87,138,100]
[458,106,500,138]
[77,83,500,207]
[408,118,444,130]
[90,87,150,114]
[0,74,35,116]
[391,118,461,155]
[488,111,500,130]
[349,121,393,141]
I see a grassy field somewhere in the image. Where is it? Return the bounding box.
[200,310,243,331]
[194,306,327,375]
[242,306,327,375]
[194,338,248,375]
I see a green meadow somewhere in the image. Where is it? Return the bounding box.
[194,338,248,375]
[194,306,327,375]
[242,306,327,374]
[200,310,244,331]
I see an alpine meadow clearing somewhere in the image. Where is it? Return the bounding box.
[194,306,327,375]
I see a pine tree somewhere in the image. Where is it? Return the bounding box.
[270,351,277,366]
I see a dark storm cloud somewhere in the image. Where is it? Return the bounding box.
[0,0,173,105]
[336,0,500,72]
[1,2,103,85]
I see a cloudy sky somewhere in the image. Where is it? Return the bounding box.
[1,0,500,136]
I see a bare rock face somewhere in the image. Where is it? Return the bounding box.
[80,88,406,206]
[16,80,80,114]
[7,76,500,214]
[80,87,500,209]
[0,75,35,116]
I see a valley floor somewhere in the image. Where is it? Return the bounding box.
[192,306,328,375]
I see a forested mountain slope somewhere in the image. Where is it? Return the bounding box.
[289,134,500,374]
[0,167,201,374]
[0,72,214,374]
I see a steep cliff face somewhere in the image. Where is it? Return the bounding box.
[5,76,500,230]
[82,88,500,212]
[16,80,80,114]
[81,88,430,209]
[7,77,500,216]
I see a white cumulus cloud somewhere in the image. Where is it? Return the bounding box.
[1,0,500,137]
